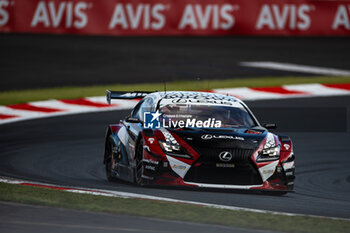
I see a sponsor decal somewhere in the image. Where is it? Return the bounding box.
[171,164,187,170]
[218,151,233,162]
[178,4,236,30]
[332,5,350,30]
[31,1,90,29]
[109,4,166,30]
[259,160,278,182]
[285,171,294,176]
[283,144,290,150]
[0,0,10,27]
[148,137,155,144]
[164,92,234,100]
[256,4,312,31]
[262,169,274,175]
[166,155,190,178]
[245,129,262,135]
[144,111,161,129]
[144,111,222,129]
[201,134,212,140]
[143,158,159,165]
[171,98,234,105]
[216,163,235,168]
[145,165,156,171]
[201,134,244,140]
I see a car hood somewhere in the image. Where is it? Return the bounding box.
[168,127,267,151]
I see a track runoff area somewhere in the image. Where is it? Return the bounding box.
[1,82,350,125]
[0,82,350,221]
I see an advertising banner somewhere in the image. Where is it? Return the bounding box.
[0,0,349,36]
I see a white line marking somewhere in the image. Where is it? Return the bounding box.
[0,177,348,221]
[240,62,350,76]
[1,220,167,232]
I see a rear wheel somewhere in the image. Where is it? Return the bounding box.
[105,136,115,182]
[134,138,144,185]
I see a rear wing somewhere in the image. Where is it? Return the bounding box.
[106,90,153,104]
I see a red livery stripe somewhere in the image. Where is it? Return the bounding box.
[0,114,19,119]
[60,98,115,108]
[250,87,309,95]
[8,103,63,113]
[323,83,350,91]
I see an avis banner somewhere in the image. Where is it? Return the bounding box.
[0,0,349,36]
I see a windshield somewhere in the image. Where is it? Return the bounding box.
[159,103,256,128]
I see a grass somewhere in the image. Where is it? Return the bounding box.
[0,76,350,106]
[0,182,349,233]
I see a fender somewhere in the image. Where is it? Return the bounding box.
[278,135,294,162]
[278,135,295,189]
[104,124,134,182]
[109,124,123,135]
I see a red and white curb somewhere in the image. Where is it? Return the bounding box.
[0,98,139,125]
[0,176,348,221]
[1,83,350,125]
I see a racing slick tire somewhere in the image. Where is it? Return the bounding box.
[134,137,144,185]
[105,135,115,182]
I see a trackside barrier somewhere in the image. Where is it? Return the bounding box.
[0,0,350,36]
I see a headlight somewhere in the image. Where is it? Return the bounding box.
[256,145,280,162]
[158,141,192,159]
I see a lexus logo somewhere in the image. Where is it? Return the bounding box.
[219,151,233,162]
[201,134,244,141]
[201,134,213,140]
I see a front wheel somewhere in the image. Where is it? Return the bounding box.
[105,136,115,182]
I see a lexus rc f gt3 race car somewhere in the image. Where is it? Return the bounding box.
[103,91,295,193]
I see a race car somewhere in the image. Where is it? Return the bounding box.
[103,90,295,193]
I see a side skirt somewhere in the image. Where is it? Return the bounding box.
[111,163,134,183]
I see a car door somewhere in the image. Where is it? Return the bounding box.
[125,97,154,163]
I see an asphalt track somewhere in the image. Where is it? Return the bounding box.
[0,95,349,219]
[1,34,350,91]
[1,202,272,233]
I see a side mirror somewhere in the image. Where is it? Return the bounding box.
[125,117,142,124]
[263,123,277,129]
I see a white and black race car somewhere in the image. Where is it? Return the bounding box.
[104,91,295,193]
